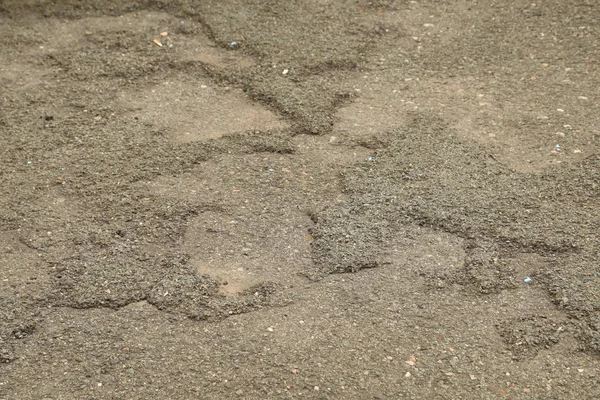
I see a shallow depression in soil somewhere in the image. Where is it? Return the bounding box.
[119,81,287,142]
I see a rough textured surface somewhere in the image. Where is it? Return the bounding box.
[1,0,599,399]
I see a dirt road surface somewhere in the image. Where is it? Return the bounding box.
[1,0,599,399]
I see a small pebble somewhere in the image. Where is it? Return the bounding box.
[282,69,289,75]
[267,327,274,332]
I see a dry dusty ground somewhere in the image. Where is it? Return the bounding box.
[0,0,599,399]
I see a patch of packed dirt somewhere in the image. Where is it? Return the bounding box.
[1,0,598,399]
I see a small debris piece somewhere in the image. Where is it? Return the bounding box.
[573,149,582,154]
[488,386,507,396]
[230,41,239,48]
[153,39,163,47]
[291,369,298,374]
[405,371,411,377]
[524,276,532,284]
[406,355,416,366]
[523,388,531,393]
[160,31,168,37]
[282,69,289,75]
[267,327,274,332]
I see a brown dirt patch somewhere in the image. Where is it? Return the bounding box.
[1,1,599,399]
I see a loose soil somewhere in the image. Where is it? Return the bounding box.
[1,0,599,399]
